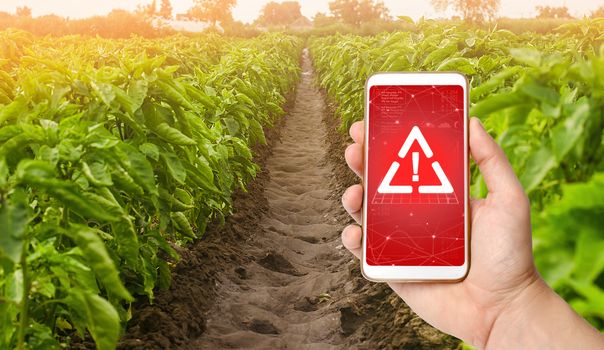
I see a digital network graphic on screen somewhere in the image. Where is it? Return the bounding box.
[367,85,465,266]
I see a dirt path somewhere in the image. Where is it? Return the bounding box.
[193,50,353,349]
[117,50,458,350]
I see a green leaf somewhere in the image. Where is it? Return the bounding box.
[161,152,186,184]
[161,187,194,211]
[567,281,604,319]
[0,188,30,264]
[153,123,196,146]
[248,118,266,145]
[519,81,560,105]
[146,229,178,260]
[58,139,84,162]
[170,212,195,239]
[90,82,116,107]
[110,219,140,272]
[510,47,542,67]
[139,143,160,161]
[81,162,113,187]
[204,86,217,96]
[174,188,193,206]
[112,86,136,115]
[16,160,117,222]
[184,84,215,109]
[155,80,195,110]
[111,165,144,196]
[184,161,216,192]
[140,248,157,300]
[224,117,240,135]
[551,172,604,211]
[127,79,148,113]
[470,91,527,117]
[66,289,121,350]
[119,144,157,196]
[551,99,590,161]
[0,98,26,126]
[5,270,23,303]
[519,146,557,193]
[422,43,457,68]
[436,57,476,75]
[573,230,604,283]
[86,125,120,150]
[158,259,172,290]
[0,157,7,187]
[67,225,133,301]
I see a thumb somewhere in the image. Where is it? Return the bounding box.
[469,118,525,199]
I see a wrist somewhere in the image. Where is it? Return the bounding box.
[483,274,604,350]
[483,272,552,349]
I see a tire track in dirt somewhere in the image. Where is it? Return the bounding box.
[192,50,354,349]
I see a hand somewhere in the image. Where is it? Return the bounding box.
[341,117,604,349]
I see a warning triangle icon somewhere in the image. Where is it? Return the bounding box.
[377,126,453,194]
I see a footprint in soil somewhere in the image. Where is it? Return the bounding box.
[257,251,306,276]
[293,296,319,312]
[295,235,320,244]
[340,306,365,336]
[244,319,280,335]
[234,266,248,279]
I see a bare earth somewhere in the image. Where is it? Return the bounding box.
[116,51,459,350]
[194,51,353,349]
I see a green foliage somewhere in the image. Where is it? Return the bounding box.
[0,31,302,349]
[310,21,604,330]
[533,173,604,329]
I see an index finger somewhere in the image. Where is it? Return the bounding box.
[349,121,364,145]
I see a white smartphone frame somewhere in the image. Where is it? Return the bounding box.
[362,72,470,282]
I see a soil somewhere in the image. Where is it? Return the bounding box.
[112,51,460,350]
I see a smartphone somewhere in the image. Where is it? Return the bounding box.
[362,72,469,282]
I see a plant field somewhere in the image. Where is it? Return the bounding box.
[0,30,302,349]
[310,19,604,330]
[1,16,604,350]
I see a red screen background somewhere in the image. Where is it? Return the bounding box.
[366,85,465,266]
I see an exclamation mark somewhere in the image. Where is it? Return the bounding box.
[412,152,419,182]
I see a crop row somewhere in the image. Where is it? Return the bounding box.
[0,31,302,349]
[309,20,604,330]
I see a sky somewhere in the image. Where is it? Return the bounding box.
[0,0,600,22]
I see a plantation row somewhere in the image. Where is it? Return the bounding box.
[0,31,302,349]
[309,21,604,330]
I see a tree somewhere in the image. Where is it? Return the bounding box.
[431,0,499,22]
[256,1,303,26]
[187,0,236,26]
[136,0,157,17]
[159,0,173,19]
[592,6,604,18]
[15,6,32,18]
[536,6,573,19]
[313,12,338,27]
[328,0,389,25]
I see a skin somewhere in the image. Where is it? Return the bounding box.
[341,117,604,349]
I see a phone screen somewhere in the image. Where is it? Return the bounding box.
[366,84,466,266]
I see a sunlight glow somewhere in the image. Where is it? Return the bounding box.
[0,0,598,23]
